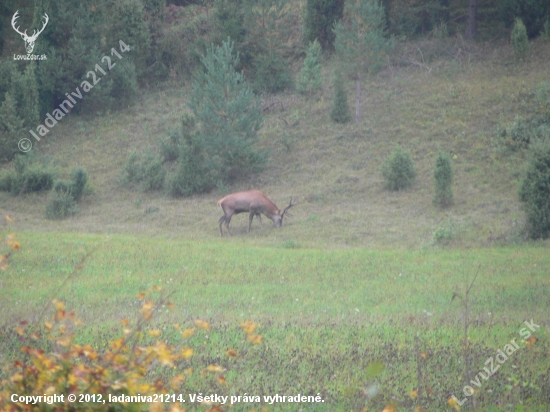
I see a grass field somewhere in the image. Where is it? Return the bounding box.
[1,36,550,411]
[0,231,549,410]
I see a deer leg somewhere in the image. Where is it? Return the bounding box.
[248,211,255,233]
[257,213,263,229]
[224,214,233,236]
[218,215,226,237]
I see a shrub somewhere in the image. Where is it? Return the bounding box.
[160,129,182,162]
[70,167,88,201]
[431,215,455,245]
[45,189,77,220]
[121,151,166,191]
[45,167,88,220]
[500,0,550,39]
[519,139,550,239]
[158,10,212,78]
[296,40,323,98]
[330,71,350,123]
[169,135,217,197]
[511,18,528,59]
[0,154,56,195]
[433,151,453,208]
[303,0,345,50]
[381,146,416,191]
[141,156,166,191]
[0,274,264,412]
[251,52,294,94]
[498,114,550,151]
[107,0,151,76]
[0,171,15,192]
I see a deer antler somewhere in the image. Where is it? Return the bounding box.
[11,11,27,38]
[12,11,48,41]
[29,13,49,41]
[12,11,49,54]
[281,197,298,217]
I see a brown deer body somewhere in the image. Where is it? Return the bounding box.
[218,190,297,236]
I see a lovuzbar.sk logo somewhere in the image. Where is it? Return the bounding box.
[11,10,48,60]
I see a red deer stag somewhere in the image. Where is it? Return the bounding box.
[218,190,297,236]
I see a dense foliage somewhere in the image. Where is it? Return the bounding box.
[330,70,350,123]
[45,167,89,219]
[511,18,529,59]
[303,0,345,50]
[334,0,393,123]
[433,151,453,208]
[297,40,323,99]
[0,153,56,194]
[170,40,266,196]
[382,146,417,191]
[519,140,550,239]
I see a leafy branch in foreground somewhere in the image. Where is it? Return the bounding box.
[1,287,263,411]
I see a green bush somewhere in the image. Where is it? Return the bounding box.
[45,189,77,220]
[107,0,151,76]
[519,139,550,239]
[296,40,322,97]
[251,53,294,94]
[511,18,528,59]
[46,167,88,220]
[433,151,453,208]
[303,0,345,50]
[498,114,550,151]
[158,10,212,78]
[160,129,182,162]
[168,142,217,197]
[431,216,455,245]
[0,154,56,195]
[381,146,416,191]
[0,171,15,192]
[330,71,350,123]
[70,167,88,201]
[500,0,550,39]
[121,152,166,191]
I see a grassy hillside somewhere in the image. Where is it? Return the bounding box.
[1,39,549,248]
[1,37,550,411]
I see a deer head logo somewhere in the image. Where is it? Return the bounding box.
[11,10,49,54]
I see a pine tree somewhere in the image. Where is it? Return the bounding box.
[172,39,266,196]
[330,70,350,123]
[433,151,453,208]
[334,0,393,123]
[297,40,323,103]
[0,92,26,162]
[511,18,528,59]
[107,0,151,75]
[304,0,345,50]
[245,0,293,93]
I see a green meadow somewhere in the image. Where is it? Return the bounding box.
[0,232,548,410]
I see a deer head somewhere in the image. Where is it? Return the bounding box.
[12,11,49,54]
